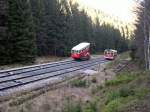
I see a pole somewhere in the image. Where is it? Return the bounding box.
[143,0,148,70]
[144,0,150,70]
[148,29,150,70]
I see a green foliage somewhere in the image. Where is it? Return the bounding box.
[106,86,134,104]
[105,74,136,86]
[104,98,124,112]
[119,86,134,97]
[70,79,87,88]
[83,101,97,112]
[65,72,150,112]
[106,91,121,105]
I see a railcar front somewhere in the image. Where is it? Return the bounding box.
[104,49,117,60]
[71,42,90,60]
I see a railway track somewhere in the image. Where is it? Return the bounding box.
[0,57,107,92]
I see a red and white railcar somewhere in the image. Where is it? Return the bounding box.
[71,42,90,60]
[104,49,117,60]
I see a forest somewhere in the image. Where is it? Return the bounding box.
[0,0,129,65]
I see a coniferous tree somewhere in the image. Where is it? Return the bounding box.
[8,0,36,63]
[0,0,10,64]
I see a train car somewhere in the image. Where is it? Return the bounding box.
[71,42,90,60]
[104,49,117,60]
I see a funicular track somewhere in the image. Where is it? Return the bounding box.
[0,58,107,92]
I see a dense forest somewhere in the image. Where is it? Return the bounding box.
[0,0,129,65]
[131,0,150,69]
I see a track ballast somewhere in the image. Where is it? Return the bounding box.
[0,57,107,92]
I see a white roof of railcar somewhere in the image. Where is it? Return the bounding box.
[111,50,117,52]
[105,49,117,53]
[72,42,90,51]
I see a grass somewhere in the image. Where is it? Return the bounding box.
[65,71,150,112]
[105,86,135,105]
[70,79,87,88]
[105,73,136,86]
[104,97,124,112]
[99,71,150,112]
[69,71,150,112]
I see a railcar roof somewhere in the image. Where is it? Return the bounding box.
[72,42,90,51]
[105,49,117,52]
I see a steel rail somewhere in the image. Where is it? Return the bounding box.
[0,59,75,75]
[0,58,105,84]
[0,60,78,78]
[0,58,104,79]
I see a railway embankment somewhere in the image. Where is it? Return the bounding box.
[0,52,149,112]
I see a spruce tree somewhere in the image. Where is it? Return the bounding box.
[0,0,11,65]
[8,0,36,63]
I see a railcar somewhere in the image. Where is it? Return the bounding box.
[104,49,117,60]
[71,42,90,60]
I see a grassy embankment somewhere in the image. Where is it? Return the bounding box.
[63,52,150,112]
